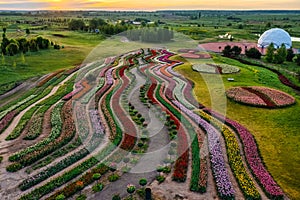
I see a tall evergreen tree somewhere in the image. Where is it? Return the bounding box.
[274,44,287,64]
[265,43,275,63]
[286,48,295,62]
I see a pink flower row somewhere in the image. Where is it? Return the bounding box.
[226,87,267,106]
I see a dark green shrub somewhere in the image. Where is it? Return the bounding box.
[245,47,262,59]
[139,178,147,187]
[92,183,104,192]
[92,173,101,181]
[112,194,121,200]
[156,175,165,183]
[108,174,119,182]
[6,163,22,172]
[76,194,87,200]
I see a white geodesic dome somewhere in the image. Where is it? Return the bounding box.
[258,28,292,49]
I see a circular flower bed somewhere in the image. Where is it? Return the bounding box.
[226,86,296,108]
[192,63,240,74]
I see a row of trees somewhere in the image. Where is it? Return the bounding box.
[265,43,300,65]
[126,28,174,43]
[68,19,131,35]
[222,45,242,57]
[222,43,300,66]
[265,43,288,64]
[1,28,58,56]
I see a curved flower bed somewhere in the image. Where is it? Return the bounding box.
[89,110,105,136]
[23,113,43,140]
[172,100,235,199]
[76,105,90,140]
[192,63,240,74]
[62,81,84,100]
[0,95,37,120]
[249,86,295,107]
[204,108,284,199]
[226,87,267,107]
[199,110,260,200]
[0,110,17,133]
[8,100,76,169]
[19,110,104,191]
[226,86,295,108]
[37,69,64,87]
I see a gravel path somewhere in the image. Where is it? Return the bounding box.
[89,67,170,200]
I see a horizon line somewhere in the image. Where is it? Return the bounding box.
[1,9,300,12]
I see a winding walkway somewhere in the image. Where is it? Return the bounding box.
[89,67,170,199]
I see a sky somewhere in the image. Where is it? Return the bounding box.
[0,0,299,11]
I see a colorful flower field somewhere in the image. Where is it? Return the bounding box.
[226,86,296,108]
[0,47,291,200]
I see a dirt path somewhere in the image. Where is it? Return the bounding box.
[0,77,39,106]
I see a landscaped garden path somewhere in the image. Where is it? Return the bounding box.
[90,66,171,199]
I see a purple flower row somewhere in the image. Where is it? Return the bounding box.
[106,68,114,85]
[89,110,105,136]
[204,108,284,198]
[172,100,235,198]
[63,82,84,100]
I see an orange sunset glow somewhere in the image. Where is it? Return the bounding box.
[0,0,299,10]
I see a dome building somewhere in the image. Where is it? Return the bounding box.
[258,28,292,49]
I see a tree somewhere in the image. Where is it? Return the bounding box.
[222,45,232,57]
[17,38,29,53]
[26,28,30,35]
[89,18,107,31]
[245,47,262,59]
[6,43,19,56]
[1,36,10,55]
[28,39,38,52]
[286,48,295,62]
[34,36,50,49]
[265,43,275,63]
[274,44,287,64]
[69,19,85,31]
[231,46,242,56]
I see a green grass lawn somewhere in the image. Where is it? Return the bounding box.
[173,55,300,200]
[0,31,105,89]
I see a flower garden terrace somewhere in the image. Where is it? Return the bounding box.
[0,48,296,200]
